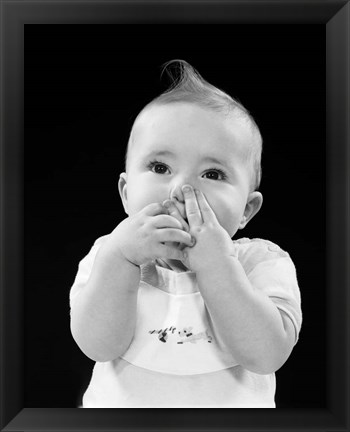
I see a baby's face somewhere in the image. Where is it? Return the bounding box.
[120,102,261,238]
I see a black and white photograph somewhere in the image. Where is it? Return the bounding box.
[1,0,349,431]
[24,23,323,410]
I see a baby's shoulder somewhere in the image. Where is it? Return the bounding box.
[81,234,111,261]
[233,237,289,255]
[92,234,110,247]
[233,238,291,274]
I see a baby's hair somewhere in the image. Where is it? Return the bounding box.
[125,59,262,190]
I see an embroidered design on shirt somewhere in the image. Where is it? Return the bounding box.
[177,327,212,344]
[148,326,212,344]
[149,326,177,343]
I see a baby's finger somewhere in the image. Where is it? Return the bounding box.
[162,199,189,232]
[153,214,184,230]
[142,202,168,216]
[155,228,195,248]
[194,189,217,223]
[182,185,203,227]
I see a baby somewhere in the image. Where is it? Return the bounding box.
[70,60,302,408]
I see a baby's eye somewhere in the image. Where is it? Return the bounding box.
[148,161,170,175]
[203,169,227,181]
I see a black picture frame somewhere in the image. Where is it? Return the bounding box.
[1,1,349,431]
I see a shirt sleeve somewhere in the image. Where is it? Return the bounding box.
[69,235,108,309]
[235,238,302,345]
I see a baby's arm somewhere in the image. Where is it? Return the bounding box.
[180,186,295,375]
[70,203,192,362]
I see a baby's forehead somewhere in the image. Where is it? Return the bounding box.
[130,102,256,155]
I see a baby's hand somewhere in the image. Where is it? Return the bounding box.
[180,185,236,272]
[111,203,194,267]
[162,199,189,233]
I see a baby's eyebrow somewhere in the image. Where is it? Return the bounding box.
[145,150,176,159]
[201,156,231,170]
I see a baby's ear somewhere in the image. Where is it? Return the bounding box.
[118,173,129,215]
[239,191,263,229]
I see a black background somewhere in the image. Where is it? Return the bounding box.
[24,24,325,408]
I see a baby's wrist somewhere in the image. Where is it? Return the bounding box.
[99,234,140,270]
[113,251,138,269]
[108,222,141,267]
[118,249,141,269]
[111,243,141,269]
[193,252,240,275]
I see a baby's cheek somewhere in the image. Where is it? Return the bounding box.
[217,210,241,237]
[128,188,160,214]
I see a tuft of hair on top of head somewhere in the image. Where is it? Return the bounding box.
[156,59,248,116]
[126,59,263,190]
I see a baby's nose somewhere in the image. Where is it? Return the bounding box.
[169,183,185,203]
[169,184,188,220]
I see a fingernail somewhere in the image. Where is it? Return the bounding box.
[163,200,173,209]
[182,185,192,193]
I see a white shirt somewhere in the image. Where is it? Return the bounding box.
[70,236,302,408]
